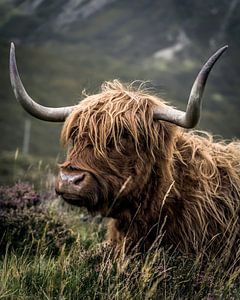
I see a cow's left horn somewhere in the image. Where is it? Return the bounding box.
[9,42,77,122]
[153,46,228,128]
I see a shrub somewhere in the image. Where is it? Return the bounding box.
[0,182,76,255]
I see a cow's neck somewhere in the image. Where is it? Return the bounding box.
[109,158,178,250]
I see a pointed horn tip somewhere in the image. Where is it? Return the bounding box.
[9,42,16,71]
[10,42,16,62]
[221,45,228,51]
[218,45,228,55]
[10,42,15,51]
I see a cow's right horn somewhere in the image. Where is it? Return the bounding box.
[153,45,228,128]
[9,42,77,122]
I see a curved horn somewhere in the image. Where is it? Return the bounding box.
[153,46,228,128]
[9,42,77,122]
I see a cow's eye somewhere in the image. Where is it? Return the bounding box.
[86,143,93,149]
[106,138,114,149]
[121,129,130,140]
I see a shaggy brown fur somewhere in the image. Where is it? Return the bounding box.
[61,80,240,256]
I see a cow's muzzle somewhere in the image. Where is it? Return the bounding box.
[55,170,89,202]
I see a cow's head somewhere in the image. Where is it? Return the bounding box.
[55,81,178,215]
[9,43,227,215]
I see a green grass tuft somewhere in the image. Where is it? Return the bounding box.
[0,183,240,299]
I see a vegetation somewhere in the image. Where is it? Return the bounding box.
[0,0,240,161]
[0,151,58,188]
[0,182,240,299]
[0,1,240,298]
[0,182,77,256]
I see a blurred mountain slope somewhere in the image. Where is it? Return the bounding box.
[0,0,239,158]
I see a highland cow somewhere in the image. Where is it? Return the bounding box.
[9,43,240,256]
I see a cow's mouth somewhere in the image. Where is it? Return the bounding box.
[62,193,80,200]
[61,193,85,206]
[60,192,101,213]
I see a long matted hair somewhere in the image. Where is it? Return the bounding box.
[61,80,240,256]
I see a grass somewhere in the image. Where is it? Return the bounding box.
[0,151,58,189]
[0,167,240,299]
[1,234,240,299]
[1,195,240,300]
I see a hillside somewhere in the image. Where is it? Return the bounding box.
[0,0,240,158]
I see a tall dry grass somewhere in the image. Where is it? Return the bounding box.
[1,205,240,299]
[0,182,240,299]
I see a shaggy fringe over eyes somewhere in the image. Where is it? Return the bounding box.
[61,80,168,161]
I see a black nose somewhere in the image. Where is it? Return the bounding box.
[55,171,87,196]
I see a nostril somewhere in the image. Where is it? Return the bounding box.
[58,171,87,187]
[72,173,85,186]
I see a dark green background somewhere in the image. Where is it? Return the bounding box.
[1,0,240,158]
